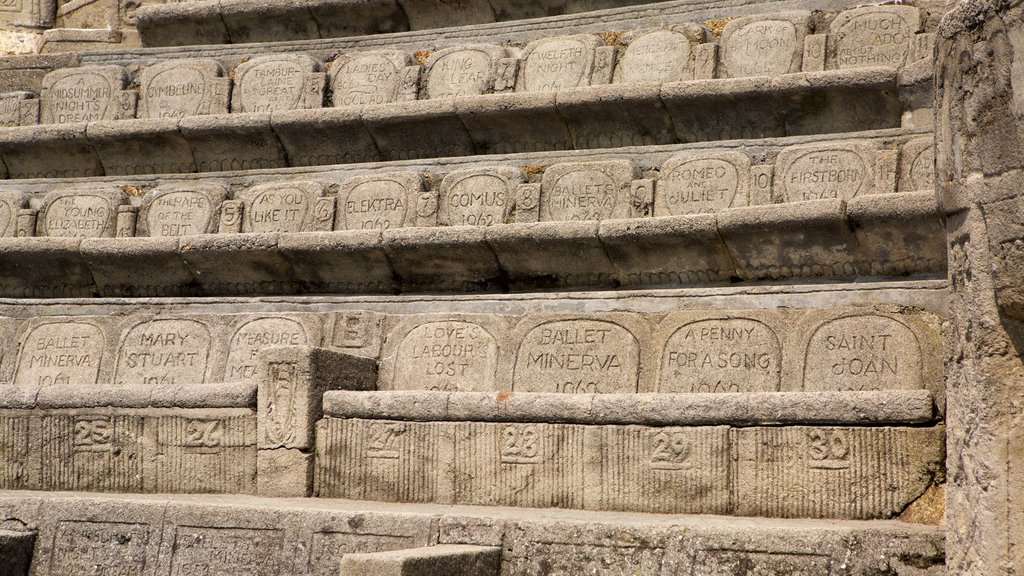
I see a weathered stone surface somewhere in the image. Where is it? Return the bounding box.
[539,160,637,221]
[235,181,330,233]
[0,191,28,238]
[773,141,878,202]
[13,318,106,388]
[424,45,507,99]
[438,167,524,227]
[330,50,415,107]
[138,59,230,119]
[829,6,921,70]
[899,136,934,192]
[224,315,321,382]
[614,25,707,85]
[35,187,126,238]
[719,12,810,78]
[114,317,213,387]
[339,544,501,576]
[40,65,129,124]
[0,530,34,576]
[0,91,38,127]
[335,172,422,231]
[137,182,227,237]
[656,152,751,215]
[232,54,324,113]
[518,35,602,92]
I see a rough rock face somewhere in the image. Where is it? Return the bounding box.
[937,1,1024,573]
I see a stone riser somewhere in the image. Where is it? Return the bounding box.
[0,491,945,575]
[0,67,917,179]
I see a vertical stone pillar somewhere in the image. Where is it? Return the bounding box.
[937,2,1024,573]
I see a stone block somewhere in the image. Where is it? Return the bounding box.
[339,544,501,576]
[719,11,810,78]
[137,182,227,238]
[257,345,377,451]
[309,0,408,38]
[613,25,708,84]
[223,314,325,382]
[487,220,618,290]
[829,5,921,70]
[39,65,132,125]
[134,0,228,47]
[505,313,651,394]
[455,91,572,155]
[718,199,857,280]
[661,76,783,142]
[362,98,475,161]
[179,112,288,172]
[35,186,127,238]
[272,106,383,166]
[138,59,230,119]
[235,180,332,233]
[329,50,417,107]
[232,54,325,114]
[734,425,944,519]
[80,236,197,297]
[257,448,312,497]
[539,160,637,222]
[277,230,398,294]
[378,314,511,392]
[335,172,424,231]
[0,237,96,297]
[383,226,502,292]
[178,233,299,296]
[87,118,197,175]
[423,44,509,99]
[0,92,38,127]
[847,191,945,277]
[0,191,28,238]
[655,151,751,215]
[556,83,676,149]
[598,214,736,287]
[517,35,602,92]
[219,0,318,44]
[438,167,525,226]
[773,140,880,202]
[0,123,103,179]
[396,0,493,30]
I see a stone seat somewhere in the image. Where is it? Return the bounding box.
[0,490,945,575]
[0,192,944,297]
[0,65,920,178]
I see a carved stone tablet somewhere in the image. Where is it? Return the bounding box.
[830,6,921,69]
[615,26,706,84]
[438,167,525,226]
[237,181,326,233]
[424,45,506,99]
[720,12,809,78]
[50,521,150,574]
[513,319,640,393]
[115,318,212,387]
[138,183,228,237]
[14,320,104,387]
[170,526,284,574]
[658,318,781,393]
[225,317,310,381]
[656,152,751,215]
[774,142,877,202]
[40,65,129,124]
[233,54,324,113]
[0,91,38,127]
[36,188,127,238]
[138,59,230,119]
[540,161,637,221]
[695,550,832,574]
[803,314,922,391]
[336,172,422,231]
[899,137,935,192]
[391,320,498,392]
[330,51,414,107]
[0,190,27,237]
[519,35,602,92]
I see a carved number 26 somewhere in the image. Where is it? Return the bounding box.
[184,420,224,448]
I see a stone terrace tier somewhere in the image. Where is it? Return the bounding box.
[0,133,943,296]
[0,492,945,575]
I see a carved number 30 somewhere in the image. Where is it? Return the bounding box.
[807,430,850,462]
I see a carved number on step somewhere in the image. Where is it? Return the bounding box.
[74,418,113,451]
[367,423,405,460]
[184,419,225,448]
[806,430,851,470]
[501,424,540,464]
[649,429,690,469]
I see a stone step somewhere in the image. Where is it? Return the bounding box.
[0,490,945,574]
[0,66,923,178]
[339,544,502,576]
[0,192,943,297]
